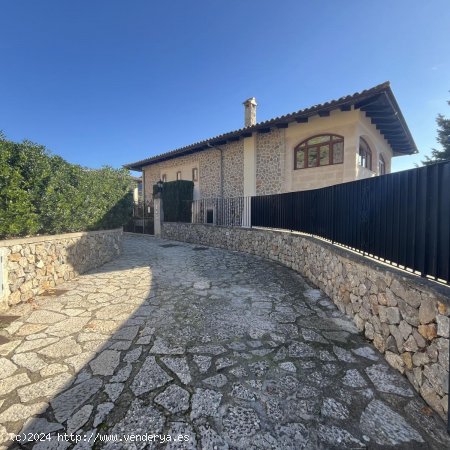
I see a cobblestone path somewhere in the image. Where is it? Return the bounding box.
[0,235,449,449]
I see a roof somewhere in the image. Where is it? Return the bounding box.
[124,82,418,171]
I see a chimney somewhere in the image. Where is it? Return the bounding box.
[243,97,257,127]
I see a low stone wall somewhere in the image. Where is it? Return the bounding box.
[162,222,450,419]
[0,229,123,310]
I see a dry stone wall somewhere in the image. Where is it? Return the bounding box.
[0,229,122,310]
[162,222,450,419]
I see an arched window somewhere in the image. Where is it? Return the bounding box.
[294,134,344,169]
[378,155,386,175]
[358,138,372,170]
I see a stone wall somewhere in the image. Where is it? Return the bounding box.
[161,223,450,419]
[0,229,123,310]
[222,140,244,198]
[256,128,286,195]
[143,128,282,201]
[144,147,224,200]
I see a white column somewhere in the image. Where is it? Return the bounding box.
[343,124,359,182]
[243,134,256,196]
[243,134,256,227]
[154,197,164,237]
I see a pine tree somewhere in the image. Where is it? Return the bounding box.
[422,97,450,165]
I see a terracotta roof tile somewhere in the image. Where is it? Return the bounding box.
[125,82,416,170]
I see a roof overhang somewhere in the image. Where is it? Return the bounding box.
[124,82,417,171]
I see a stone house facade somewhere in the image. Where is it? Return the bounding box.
[125,82,417,202]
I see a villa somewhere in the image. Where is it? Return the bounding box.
[125,82,417,202]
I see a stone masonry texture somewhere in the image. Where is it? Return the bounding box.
[144,139,245,200]
[143,128,286,201]
[256,128,286,195]
[162,223,450,420]
[222,140,244,198]
[0,229,122,310]
[0,234,449,449]
[143,147,226,201]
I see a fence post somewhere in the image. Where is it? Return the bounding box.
[331,185,335,244]
[154,195,164,237]
[243,196,252,228]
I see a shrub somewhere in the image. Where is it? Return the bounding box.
[0,134,133,239]
[154,180,194,222]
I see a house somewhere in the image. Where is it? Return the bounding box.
[131,176,143,204]
[124,82,417,203]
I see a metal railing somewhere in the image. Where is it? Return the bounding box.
[167,161,450,284]
[169,163,450,426]
[191,197,251,227]
[251,161,450,284]
[124,200,154,234]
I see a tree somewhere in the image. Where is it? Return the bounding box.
[422,96,450,165]
[0,133,133,238]
[0,135,40,236]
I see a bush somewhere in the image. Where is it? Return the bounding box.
[154,180,194,222]
[0,134,133,239]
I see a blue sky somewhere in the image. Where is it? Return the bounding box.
[1,0,449,174]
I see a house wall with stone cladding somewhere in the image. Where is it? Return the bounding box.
[0,229,122,310]
[162,222,450,420]
[256,128,286,195]
[142,126,292,200]
[143,144,244,201]
[143,164,162,203]
[141,110,394,200]
[142,153,206,202]
[222,140,244,198]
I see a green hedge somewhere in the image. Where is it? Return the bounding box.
[154,180,193,222]
[0,134,133,239]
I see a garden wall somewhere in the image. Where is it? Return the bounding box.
[162,222,450,419]
[0,229,122,310]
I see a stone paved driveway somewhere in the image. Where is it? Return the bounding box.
[0,235,449,449]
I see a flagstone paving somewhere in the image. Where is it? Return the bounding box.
[0,234,449,449]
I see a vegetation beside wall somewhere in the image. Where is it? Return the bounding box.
[0,134,133,239]
[154,180,194,222]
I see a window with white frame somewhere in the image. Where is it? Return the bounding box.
[358,138,372,170]
[378,155,386,175]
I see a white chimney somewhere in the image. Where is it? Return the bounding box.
[243,97,257,127]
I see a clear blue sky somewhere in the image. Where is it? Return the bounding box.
[1,1,449,175]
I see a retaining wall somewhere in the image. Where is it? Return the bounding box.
[0,229,123,310]
[162,222,450,419]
